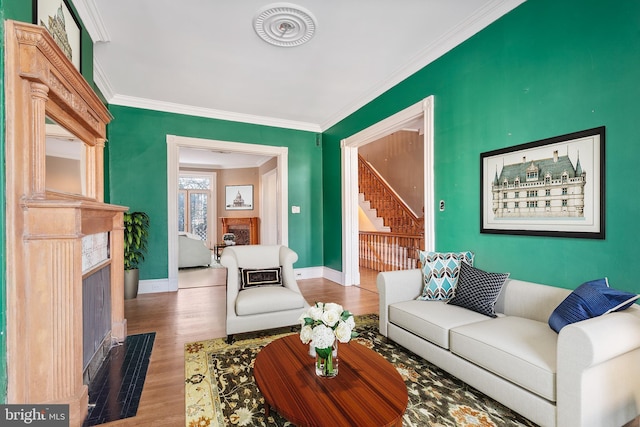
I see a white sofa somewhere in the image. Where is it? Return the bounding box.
[377,268,640,427]
[178,233,211,268]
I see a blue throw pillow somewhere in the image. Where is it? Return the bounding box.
[548,278,639,333]
[416,251,475,301]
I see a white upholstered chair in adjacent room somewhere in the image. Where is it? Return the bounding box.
[220,245,310,343]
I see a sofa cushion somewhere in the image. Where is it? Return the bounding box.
[235,286,305,316]
[240,267,282,289]
[548,277,640,333]
[450,316,558,401]
[416,251,474,301]
[389,300,491,349]
[448,262,509,317]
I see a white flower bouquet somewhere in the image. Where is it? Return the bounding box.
[299,302,357,377]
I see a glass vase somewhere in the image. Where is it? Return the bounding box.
[315,341,338,378]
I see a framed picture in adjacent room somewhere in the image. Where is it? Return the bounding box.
[33,0,81,71]
[480,126,605,239]
[225,185,254,210]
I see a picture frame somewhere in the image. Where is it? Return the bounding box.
[480,126,605,239]
[33,0,81,71]
[225,185,254,211]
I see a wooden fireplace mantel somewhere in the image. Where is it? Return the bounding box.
[221,217,260,245]
[4,21,127,426]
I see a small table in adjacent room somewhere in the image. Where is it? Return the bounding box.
[254,334,408,426]
[213,243,227,261]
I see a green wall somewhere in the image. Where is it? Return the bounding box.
[107,106,323,279]
[324,0,640,293]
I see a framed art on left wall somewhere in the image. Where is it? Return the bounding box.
[33,0,81,71]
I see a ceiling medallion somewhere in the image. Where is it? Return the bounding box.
[253,3,317,47]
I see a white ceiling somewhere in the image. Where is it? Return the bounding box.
[75,0,525,134]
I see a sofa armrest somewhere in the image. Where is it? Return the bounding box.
[376,269,423,336]
[557,308,640,427]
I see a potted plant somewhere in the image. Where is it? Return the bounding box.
[123,211,150,299]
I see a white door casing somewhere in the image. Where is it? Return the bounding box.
[167,135,288,291]
[260,168,279,245]
[341,96,435,286]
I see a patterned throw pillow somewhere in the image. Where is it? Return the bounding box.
[447,261,509,317]
[239,267,283,290]
[416,251,475,301]
[548,278,639,333]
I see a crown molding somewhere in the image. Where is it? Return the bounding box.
[71,0,111,42]
[320,0,526,130]
[107,95,322,133]
[93,59,114,100]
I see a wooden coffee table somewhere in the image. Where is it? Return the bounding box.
[254,334,408,426]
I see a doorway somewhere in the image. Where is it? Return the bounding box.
[341,96,435,286]
[167,135,289,291]
[261,168,278,245]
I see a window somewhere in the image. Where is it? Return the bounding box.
[545,200,551,207]
[527,190,538,198]
[514,192,519,198]
[178,174,213,243]
[527,201,538,208]
[562,199,568,207]
[527,171,538,180]
[545,189,551,197]
[562,187,568,195]
[503,192,508,199]
[503,202,508,209]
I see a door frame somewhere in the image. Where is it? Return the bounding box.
[167,135,288,291]
[260,168,278,245]
[340,96,435,286]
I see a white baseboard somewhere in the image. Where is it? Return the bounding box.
[293,266,323,280]
[138,278,172,294]
[138,266,350,295]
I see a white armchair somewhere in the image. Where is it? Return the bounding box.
[220,245,310,343]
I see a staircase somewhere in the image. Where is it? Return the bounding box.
[358,155,424,235]
[358,193,391,232]
[358,155,424,272]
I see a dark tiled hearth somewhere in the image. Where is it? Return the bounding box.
[83,332,155,426]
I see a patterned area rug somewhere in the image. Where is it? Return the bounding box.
[185,315,538,427]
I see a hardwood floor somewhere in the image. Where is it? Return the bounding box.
[102,268,380,426]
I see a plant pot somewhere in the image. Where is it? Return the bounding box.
[124,269,139,300]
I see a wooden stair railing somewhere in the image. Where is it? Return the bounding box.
[358,155,425,272]
[359,232,423,271]
[358,154,424,235]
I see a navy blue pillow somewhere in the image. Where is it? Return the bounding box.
[548,278,639,333]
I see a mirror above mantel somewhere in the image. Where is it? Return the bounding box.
[45,118,87,196]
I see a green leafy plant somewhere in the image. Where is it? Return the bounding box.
[123,211,150,270]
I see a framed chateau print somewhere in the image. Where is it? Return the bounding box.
[33,0,81,71]
[225,185,254,210]
[480,127,605,239]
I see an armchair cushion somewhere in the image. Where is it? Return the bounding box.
[236,286,306,316]
[240,267,282,289]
